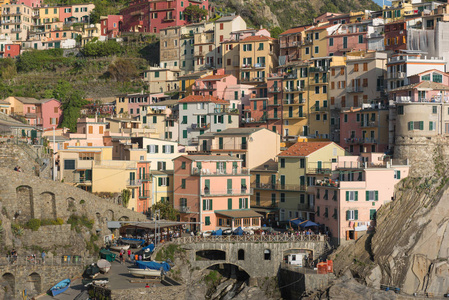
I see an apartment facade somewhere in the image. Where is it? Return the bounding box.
[1,3,33,41]
[173,155,260,232]
[131,136,180,170]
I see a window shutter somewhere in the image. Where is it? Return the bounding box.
[241,179,246,187]
[355,210,359,220]
[239,198,242,209]
[346,210,350,220]
[419,121,424,130]
[209,199,212,211]
[167,177,170,186]
[223,162,227,170]
[408,121,413,130]
[203,199,206,210]
[355,191,358,201]
[216,162,220,170]
[429,121,433,131]
[197,115,199,124]
[346,191,349,201]
[214,115,217,123]
[397,171,401,179]
[158,177,162,186]
[171,145,174,153]
[228,198,232,210]
[155,145,159,153]
[366,191,369,201]
[147,145,150,153]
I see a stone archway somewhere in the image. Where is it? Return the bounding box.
[104,209,114,222]
[39,192,57,220]
[27,272,41,297]
[118,216,130,221]
[16,185,34,222]
[2,272,15,297]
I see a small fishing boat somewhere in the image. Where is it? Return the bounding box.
[120,238,145,247]
[97,259,111,273]
[50,278,71,297]
[109,244,130,251]
[128,266,162,278]
[83,263,100,279]
[82,277,109,287]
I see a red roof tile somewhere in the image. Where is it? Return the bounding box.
[278,142,333,157]
[179,95,229,104]
[239,35,275,43]
[280,26,310,36]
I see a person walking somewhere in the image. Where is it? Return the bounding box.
[119,250,124,264]
[127,249,131,261]
[41,250,46,264]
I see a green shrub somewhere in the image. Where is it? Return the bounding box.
[11,223,24,236]
[67,214,94,232]
[25,219,41,231]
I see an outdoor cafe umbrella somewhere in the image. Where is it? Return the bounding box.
[299,220,319,228]
[215,228,223,236]
[233,226,244,235]
[289,218,304,228]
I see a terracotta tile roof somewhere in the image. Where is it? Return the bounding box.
[280,26,309,35]
[305,24,336,32]
[278,141,333,157]
[390,81,449,92]
[198,74,231,81]
[178,95,229,104]
[239,35,275,43]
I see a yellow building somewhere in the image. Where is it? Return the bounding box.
[382,0,414,23]
[222,39,239,79]
[37,6,59,25]
[301,24,337,61]
[151,171,174,205]
[178,70,211,98]
[238,35,278,84]
[277,141,346,221]
[0,0,11,17]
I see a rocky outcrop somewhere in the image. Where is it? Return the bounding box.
[331,176,449,296]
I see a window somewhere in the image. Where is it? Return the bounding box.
[147,144,159,153]
[314,32,319,40]
[203,199,212,211]
[315,86,320,94]
[205,216,211,226]
[397,105,404,115]
[300,158,305,168]
[264,249,271,260]
[354,64,359,72]
[329,38,333,46]
[64,159,75,170]
[370,209,377,220]
[429,121,436,131]
[280,193,285,203]
[344,114,348,122]
[408,121,424,130]
[182,130,187,139]
[345,191,358,201]
[228,198,233,209]
[181,179,186,189]
[314,46,319,54]
[154,71,160,78]
[305,47,309,55]
[346,210,358,220]
[358,35,363,43]
[433,73,443,83]
[158,177,169,186]
[239,198,249,209]
[181,162,186,169]
[432,106,437,114]
[280,158,285,168]
[366,190,378,201]
[363,63,368,71]
[394,170,401,179]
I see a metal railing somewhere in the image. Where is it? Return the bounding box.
[127,179,142,186]
[251,182,306,191]
[174,206,191,213]
[201,188,253,196]
[171,234,328,244]
[0,255,95,266]
[211,144,247,150]
[192,168,250,175]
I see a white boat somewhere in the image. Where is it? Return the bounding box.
[97,259,111,273]
[202,231,212,237]
[128,267,161,278]
[109,244,130,251]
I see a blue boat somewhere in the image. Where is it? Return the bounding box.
[50,278,71,297]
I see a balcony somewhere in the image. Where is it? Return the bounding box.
[267,101,281,107]
[302,39,312,45]
[163,16,175,22]
[269,87,281,93]
[190,123,210,130]
[201,188,253,196]
[212,108,239,114]
[283,73,298,80]
[140,173,153,181]
[192,167,250,175]
[138,190,151,198]
[181,33,193,39]
[175,206,193,213]
[210,143,248,151]
[387,72,406,79]
[253,63,265,69]
[251,182,306,191]
[194,50,205,57]
[267,114,281,120]
[284,87,304,93]
[310,66,328,73]
[283,99,305,105]
[127,179,142,187]
[284,114,305,119]
[75,178,92,185]
[11,28,22,33]
[344,137,377,144]
[361,120,378,127]
[192,84,215,91]
[241,117,267,123]
[346,86,363,93]
[307,168,332,175]
[4,11,22,16]
[241,77,265,84]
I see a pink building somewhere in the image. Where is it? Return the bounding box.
[192,73,238,99]
[173,155,261,233]
[312,153,410,244]
[41,98,62,129]
[59,6,72,23]
[327,22,368,56]
[16,0,42,7]
[120,0,209,34]
[60,117,108,149]
[100,15,123,38]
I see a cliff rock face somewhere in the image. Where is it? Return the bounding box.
[211,0,380,30]
[332,175,449,296]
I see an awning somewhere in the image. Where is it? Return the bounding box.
[215,209,263,219]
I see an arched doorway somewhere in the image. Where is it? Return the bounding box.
[27,272,41,296]
[2,273,15,297]
[238,249,245,260]
[16,185,34,221]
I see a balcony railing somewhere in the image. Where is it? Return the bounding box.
[175,206,192,213]
[210,144,248,150]
[140,173,153,181]
[127,179,142,186]
[213,108,239,114]
[269,87,281,93]
[192,168,250,175]
[138,190,151,198]
[310,66,328,73]
[360,121,378,127]
[251,182,306,191]
[190,123,210,130]
[344,137,377,144]
[241,117,267,123]
[283,99,305,105]
[307,168,332,175]
[201,188,253,196]
[346,86,363,93]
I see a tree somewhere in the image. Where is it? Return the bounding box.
[270,27,283,39]
[151,201,179,221]
[121,189,131,208]
[81,40,122,57]
[184,5,207,23]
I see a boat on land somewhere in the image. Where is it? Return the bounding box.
[97,259,111,273]
[50,278,71,297]
[82,277,109,287]
[128,260,171,278]
[109,244,130,251]
[120,237,145,247]
[99,249,116,262]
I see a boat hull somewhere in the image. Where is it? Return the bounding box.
[128,267,161,278]
[110,245,130,251]
[50,279,71,297]
[99,266,110,273]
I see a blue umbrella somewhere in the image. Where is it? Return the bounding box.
[289,219,304,227]
[300,220,318,228]
[215,228,223,236]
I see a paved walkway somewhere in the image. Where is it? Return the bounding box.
[37,259,164,299]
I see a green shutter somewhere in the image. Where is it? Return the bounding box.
[375,191,378,201]
[370,209,376,220]
[408,122,413,130]
[355,191,358,201]
[205,179,210,189]
[227,179,232,191]
[203,199,206,210]
[241,179,246,187]
[214,115,217,123]
[355,210,359,220]
[346,210,350,220]
[419,121,424,130]
[167,177,170,186]
[316,206,320,216]
[205,216,210,225]
[228,198,232,209]
[183,130,187,138]
[397,171,401,179]
[155,145,159,153]
[429,121,433,131]
[197,115,199,124]
[209,199,212,211]
[171,145,174,153]
[346,191,349,201]
[158,177,162,186]
[366,191,369,201]
[239,198,242,208]
[197,162,202,169]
